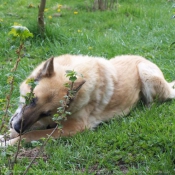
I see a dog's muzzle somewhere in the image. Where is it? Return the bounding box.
[10,111,23,134]
[13,120,22,133]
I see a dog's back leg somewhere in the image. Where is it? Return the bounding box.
[138,62,175,106]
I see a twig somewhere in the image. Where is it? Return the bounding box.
[12,104,26,166]
[0,43,24,132]
[1,25,33,174]
[13,82,35,166]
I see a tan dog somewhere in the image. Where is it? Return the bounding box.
[1,54,175,146]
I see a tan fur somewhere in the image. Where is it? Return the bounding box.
[1,54,175,146]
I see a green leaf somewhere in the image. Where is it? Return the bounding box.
[64,83,70,88]
[8,25,33,40]
[26,78,38,89]
[69,76,77,82]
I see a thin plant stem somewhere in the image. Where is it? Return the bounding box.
[12,105,26,166]
[12,84,35,166]
[0,43,24,132]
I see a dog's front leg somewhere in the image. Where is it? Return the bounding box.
[19,118,86,143]
[1,118,86,146]
[0,129,62,147]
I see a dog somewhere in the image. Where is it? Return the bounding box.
[1,54,175,146]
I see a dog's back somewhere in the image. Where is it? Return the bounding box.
[48,55,144,128]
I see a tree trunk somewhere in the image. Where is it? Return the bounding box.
[93,0,117,11]
[98,0,106,10]
[93,0,105,10]
[38,0,46,35]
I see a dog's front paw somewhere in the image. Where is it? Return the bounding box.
[0,141,7,147]
[0,135,9,147]
[0,136,20,147]
[0,135,4,142]
[0,137,7,147]
[0,134,11,141]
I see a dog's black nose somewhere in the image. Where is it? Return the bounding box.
[14,121,22,133]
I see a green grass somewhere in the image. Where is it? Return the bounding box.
[1,0,175,174]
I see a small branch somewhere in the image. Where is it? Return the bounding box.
[0,43,24,132]
[0,78,14,132]
[12,104,26,166]
[1,25,33,174]
[13,84,35,166]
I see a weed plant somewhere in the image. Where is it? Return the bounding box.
[1,0,175,174]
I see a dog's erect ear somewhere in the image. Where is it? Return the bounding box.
[66,80,86,106]
[73,80,86,93]
[40,56,54,78]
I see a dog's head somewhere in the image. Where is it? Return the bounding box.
[10,57,85,134]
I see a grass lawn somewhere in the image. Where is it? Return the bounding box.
[1,0,175,174]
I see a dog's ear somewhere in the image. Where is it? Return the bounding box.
[73,80,86,93]
[40,56,54,78]
[66,80,86,106]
